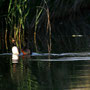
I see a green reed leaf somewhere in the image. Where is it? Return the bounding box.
[8,0,12,13]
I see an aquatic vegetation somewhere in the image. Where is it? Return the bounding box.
[6,0,30,49]
[0,0,90,53]
[34,0,51,53]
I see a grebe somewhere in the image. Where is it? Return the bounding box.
[21,47,32,55]
[12,46,19,55]
[12,38,19,55]
[12,38,31,55]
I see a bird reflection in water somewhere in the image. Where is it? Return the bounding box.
[12,54,19,73]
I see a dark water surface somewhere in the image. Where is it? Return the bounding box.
[0,52,90,90]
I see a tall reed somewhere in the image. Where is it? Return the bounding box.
[34,0,51,53]
[6,0,30,49]
[34,7,43,52]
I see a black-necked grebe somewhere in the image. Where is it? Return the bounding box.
[12,38,32,55]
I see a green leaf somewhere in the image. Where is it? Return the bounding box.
[8,0,12,13]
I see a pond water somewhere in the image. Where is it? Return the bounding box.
[0,52,90,90]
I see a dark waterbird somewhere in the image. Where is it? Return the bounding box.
[12,38,32,55]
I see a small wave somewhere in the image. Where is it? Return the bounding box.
[31,52,90,57]
[30,57,90,61]
[1,52,90,57]
[0,53,12,56]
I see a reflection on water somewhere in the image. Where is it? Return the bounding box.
[0,53,90,89]
[12,54,19,63]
